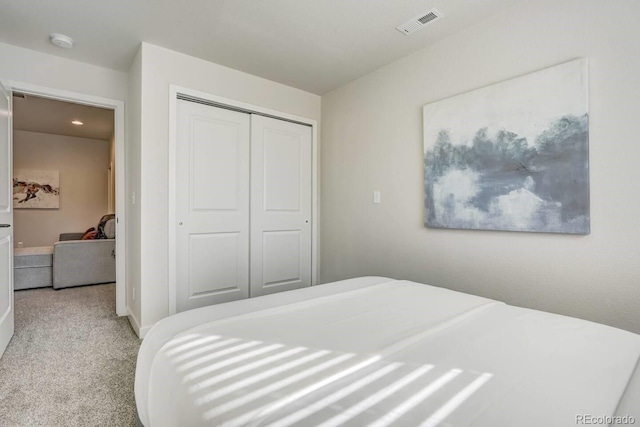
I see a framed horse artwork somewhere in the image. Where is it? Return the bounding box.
[13,170,60,209]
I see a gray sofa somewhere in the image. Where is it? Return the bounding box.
[14,246,54,290]
[52,214,117,289]
[53,235,116,289]
[12,215,117,290]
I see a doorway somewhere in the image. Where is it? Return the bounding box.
[7,82,126,316]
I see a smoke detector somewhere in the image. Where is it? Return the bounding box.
[50,33,74,49]
[396,8,443,35]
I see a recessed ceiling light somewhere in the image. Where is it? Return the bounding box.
[71,120,83,126]
[50,33,74,49]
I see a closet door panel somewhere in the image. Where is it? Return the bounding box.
[188,232,241,296]
[190,120,240,210]
[262,230,302,287]
[251,115,312,297]
[263,131,301,211]
[176,100,250,312]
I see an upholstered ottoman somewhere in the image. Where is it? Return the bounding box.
[14,246,54,290]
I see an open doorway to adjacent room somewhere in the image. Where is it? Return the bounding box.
[11,91,123,316]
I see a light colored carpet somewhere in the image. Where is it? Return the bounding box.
[0,284,141,426]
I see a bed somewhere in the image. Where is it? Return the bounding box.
[135,277,640,426]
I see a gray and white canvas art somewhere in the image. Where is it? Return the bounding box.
[13,170,60,209]
[423,58,589,234]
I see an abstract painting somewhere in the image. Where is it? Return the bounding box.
[13,170,60,209]
[423,58,589,234]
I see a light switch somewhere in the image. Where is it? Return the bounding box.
[373,191,381,204]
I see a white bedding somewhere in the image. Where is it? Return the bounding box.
[135,277,640,426]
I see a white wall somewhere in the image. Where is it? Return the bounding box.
[13,130,109,247]
[321,0,640,333]
[137,43,321,332]
[0,42,128,101]
[126,47,142,334]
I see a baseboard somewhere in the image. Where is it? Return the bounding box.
[127,309,152,339]
[139,325,151,339]
[127,308,142,338]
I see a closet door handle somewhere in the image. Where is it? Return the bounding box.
[0,224,10,228]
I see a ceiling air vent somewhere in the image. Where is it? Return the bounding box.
[396,8,443,35]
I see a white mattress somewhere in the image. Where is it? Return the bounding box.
[135,277,640,427]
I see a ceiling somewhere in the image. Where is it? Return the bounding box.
[13,94,114,140]
[0,0,522,94]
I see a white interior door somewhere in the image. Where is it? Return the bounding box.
[250,115,312,297]
[0,82,14,357]
[176,100,250,312]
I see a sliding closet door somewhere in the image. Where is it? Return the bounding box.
[250,115,312,297]
[176,100,250,312]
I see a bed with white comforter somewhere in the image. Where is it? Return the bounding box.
[135,277,640,426]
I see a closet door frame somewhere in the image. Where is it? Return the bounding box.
[167,85,319,315]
